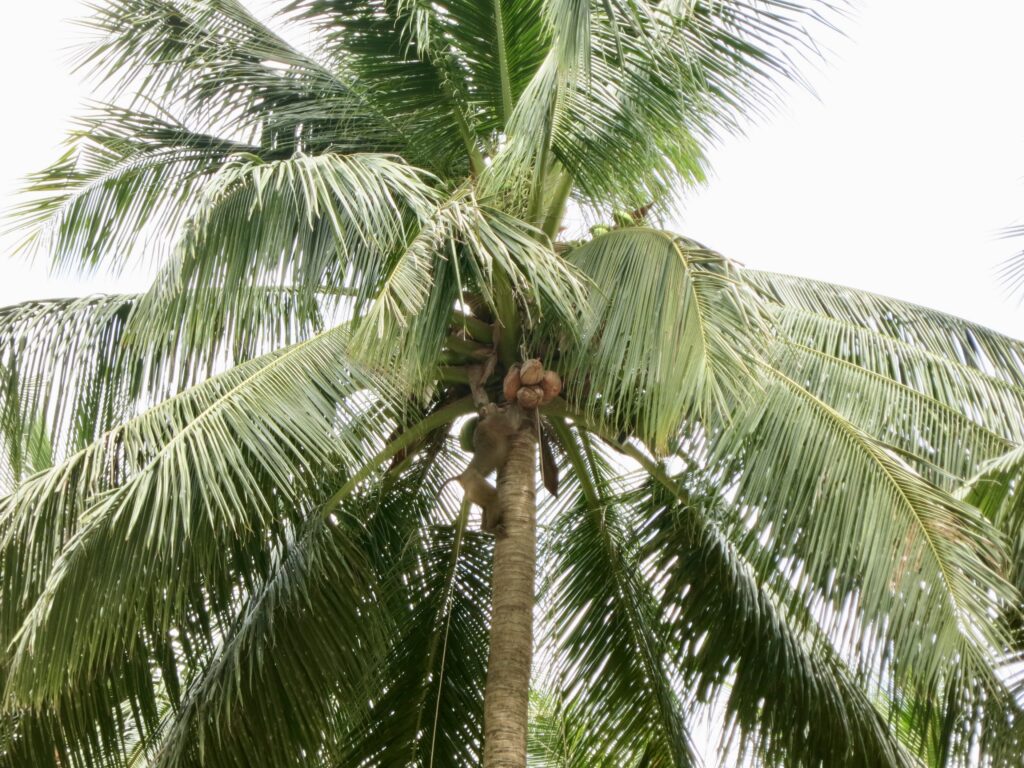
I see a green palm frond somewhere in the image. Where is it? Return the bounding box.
[538,425,698,767]
[557,228,762,451]
[0,290,323,482]
[748,270,1024,388]
[0,409,52,491]
[714,364,1015,703]
[485,15,709,215]
[81,0,412,166]
[771,304,1024,444]
[632,465,921,767]
[527,691,580,768]
[80,0,386,144]
[338,505,494,768]
[283,0,488,174]
[149,150,437,305]
[0,295,136,470]
[351,197,586,385]
[0,324,402,709]
[9,105,252,273]
[144,505,386,768]
[997,225,1024,299]
[445,0,551,130]
[0,651,168,768]
[505,0,834,212]
[526,690,638,768]
[3,453,461,768]
[767,339,1013,486]
[130,152,437,366]
[961,446,1024,600]
[962,444,1024,527]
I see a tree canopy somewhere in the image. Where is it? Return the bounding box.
[2,1,1024,766]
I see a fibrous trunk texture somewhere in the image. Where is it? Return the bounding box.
[483,426,537,768]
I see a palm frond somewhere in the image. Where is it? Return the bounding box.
[282,0,486,175]
[632,464,921,767]
[349,194,587,387]
[503,0,837,212]
[747,270,1024,388]
[767,338,1013,487]
[0,324,402,709]
[2,437,466,768]
[144,505,385,768]
[8,104,252,273]
[714,362,1016,705]
[527,691,632,768]
[997,224,1024,299]
[0,290,323,483]
[0,408,52,491]
[556,228,763,451]
[538,424,698,766]
[337,503,494,768]
[0,651,168,768]
[0,295,135,476]
[961,446,1024,600]
[80,0,395,150]
[130,151,437,370]
[771,304,1024,445]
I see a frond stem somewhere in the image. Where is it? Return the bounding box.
[492,0,514,122]
[493,273,521,367]
[323,395,475,512]
[451,310,494,343]
[541,170,573,240]
[549,418,599,505]
[452,104,486,177]
[424,498,472,766]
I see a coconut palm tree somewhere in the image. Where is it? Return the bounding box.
[2,1,1024,766]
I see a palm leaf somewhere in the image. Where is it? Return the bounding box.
[961,446,1024,601]
[538,425,698,766]
[338,503,494,767]
[283,0,486,174]
[80,0,389,148]
[8,105,254,273]
[714,363,1015,702]
[349,194,586,387]
[632,464,920,767]
[770,304,1024,445]
[766,338,1013,487]
[0,289,323,483]
[997,224,1024,299]
[526,690,635,768]
[130,152,437,369]
[556,228,763,451]
[145,504,385,768]
[0,295,135,474]
[747,270,1024,388]
[0,324,402,708]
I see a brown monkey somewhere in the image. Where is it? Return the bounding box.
[441,403,523,536]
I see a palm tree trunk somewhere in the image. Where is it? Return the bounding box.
[483,425,537,768]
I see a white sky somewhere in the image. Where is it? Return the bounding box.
[1,0,1023,338]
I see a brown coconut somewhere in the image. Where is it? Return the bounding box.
[520,358,544,385]
[503,365,522,402]
[539,370,562,403]
[516,384,543,410]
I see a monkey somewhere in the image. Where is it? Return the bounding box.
[440,403,524,536]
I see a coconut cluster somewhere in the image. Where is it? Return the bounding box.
[503,359,562,410]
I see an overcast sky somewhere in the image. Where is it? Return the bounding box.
[2,1,1023,337]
